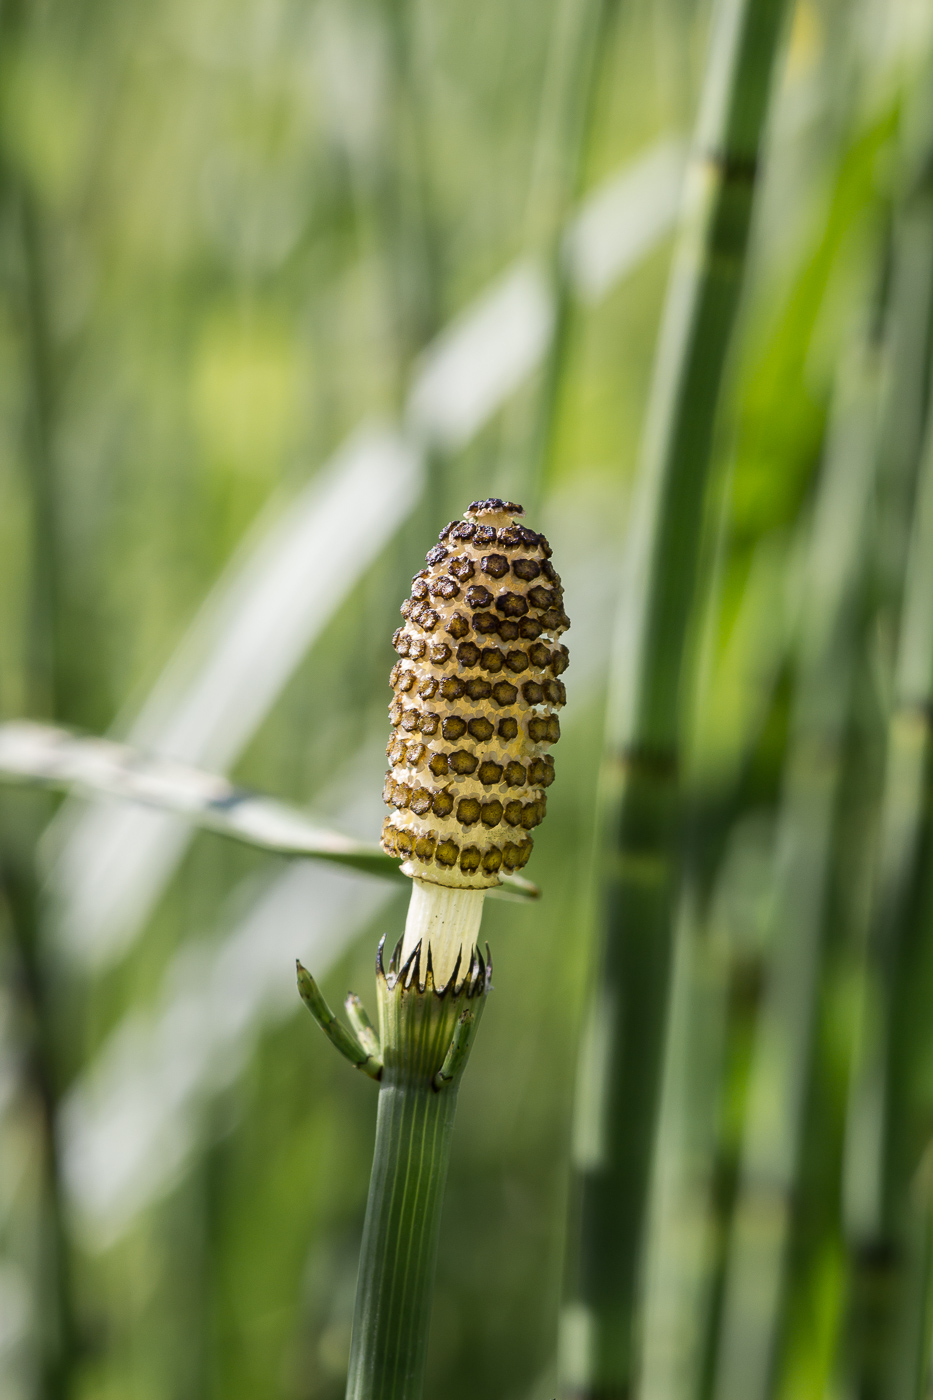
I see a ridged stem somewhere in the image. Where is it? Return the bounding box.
[561,0,790,1394]
[346,881,489,1400]
[346,1075,459,1400]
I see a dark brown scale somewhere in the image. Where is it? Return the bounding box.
[448,555,475,581]
[496,591,528,618]
[382,498,567,887]
[482,554,509,579]
[492,681,517,706]
[466,585,493,609]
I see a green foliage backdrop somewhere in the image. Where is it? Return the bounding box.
[1,0,932,1398]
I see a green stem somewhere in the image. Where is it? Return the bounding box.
[346,1075,459,1400]
[0,830,76,1400]
[562,0,790,1395]
[344,934,489,1400]
[842,313,933,1400]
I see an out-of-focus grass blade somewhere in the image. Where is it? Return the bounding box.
[406,262,554,452]
[60,861,399,1247]
[564,138,686,304]
[47,138,681,971]
[46,428,421,964]
[1,722,538,900]
[406,138,685,451]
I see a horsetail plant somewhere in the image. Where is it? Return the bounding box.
[561,0,791,1394]
[297,498,569,1400]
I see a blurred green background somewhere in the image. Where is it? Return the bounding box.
[0,0,931,1396]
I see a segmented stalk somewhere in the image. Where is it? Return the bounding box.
[345,935,490,1400]
[561,0,790,1394]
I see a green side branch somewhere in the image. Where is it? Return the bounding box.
[562,0,792,1395]
[297,962,383,1080]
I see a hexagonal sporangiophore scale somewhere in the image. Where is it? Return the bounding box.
[381,498,569,888]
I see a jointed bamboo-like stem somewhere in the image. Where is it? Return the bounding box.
[561,0,790,1395]
[706,314,886,1400]
[842,263,933,1399]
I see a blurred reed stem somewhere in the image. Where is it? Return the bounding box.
[0,818,76,1400]
[841,163,933,1400]
[517,0,618,511]
[561,0,790,1394]
[0,7,77,1381]
[702,279,888,1400]
[378,0,444,372]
